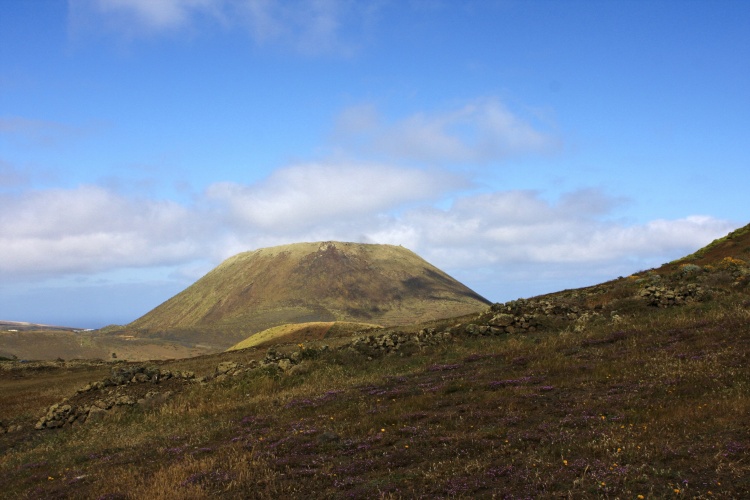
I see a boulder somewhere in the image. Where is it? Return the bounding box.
[490,313,514,327]
[216,361,239,375]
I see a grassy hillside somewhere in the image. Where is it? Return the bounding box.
[672,222,750,267]
[227,321,382,351]
[1,224,748,497]
[1,292,748,497]
[127,241,491,349]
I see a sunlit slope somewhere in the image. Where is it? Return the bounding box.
[129,241,491,336]
[227,321,382,351]
[670,222,750,268]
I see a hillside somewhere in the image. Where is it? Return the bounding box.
[127,241,491,348]
[227,321,382,352]
[670,221,750,268]
[1,223,748,497]
[0,321,79,332]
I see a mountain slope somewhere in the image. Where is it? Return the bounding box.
[4,223,749,497]
[671,221,750,267]
[128,241,490,346]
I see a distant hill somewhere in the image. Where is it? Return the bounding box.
[127,241,491,348]
[0,321,79,332]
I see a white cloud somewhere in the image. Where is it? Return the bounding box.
[0,175,737,306]
[393,191,735,271]
[0,185,204,276]
[239,0,352,54]
[205,161,465,231]
[334,98,560,164]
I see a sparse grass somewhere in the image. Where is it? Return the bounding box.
[227,321,383,351]
[1,294,748,498]
[673,222,750,265]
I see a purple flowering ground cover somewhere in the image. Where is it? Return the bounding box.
[1,295,749,498]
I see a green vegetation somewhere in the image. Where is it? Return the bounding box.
[674,222,750,264]
[126,241,490,350]
[227,321,382,351]
[1,293,748,498]
[1,225,749,497]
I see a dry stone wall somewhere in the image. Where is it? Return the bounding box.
[35,365,195,430]
[638,283,707,307]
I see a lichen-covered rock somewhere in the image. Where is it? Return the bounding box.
[216,361,239,375]
[639,283,705,307]
[490,313,514,327]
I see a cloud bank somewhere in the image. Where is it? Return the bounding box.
[0,165,734,288]
[0,185,201,276]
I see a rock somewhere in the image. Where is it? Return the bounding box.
[93,399,109,410]
[86,406,108,423]
[490,313,514,327]
[216,361,239,375]
[277,359,293,371]
[115,395,135,406]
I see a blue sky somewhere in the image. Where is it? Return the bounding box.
[1,0,748,328]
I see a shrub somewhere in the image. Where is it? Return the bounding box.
[678,263,702,275]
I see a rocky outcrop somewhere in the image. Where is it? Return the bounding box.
[638,283,706,307]
[35,365,195,430]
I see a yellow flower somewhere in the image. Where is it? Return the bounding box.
[380,428,385,432]
[674,488,680,494]
[638,496,644,499]
[563,460,568,466]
